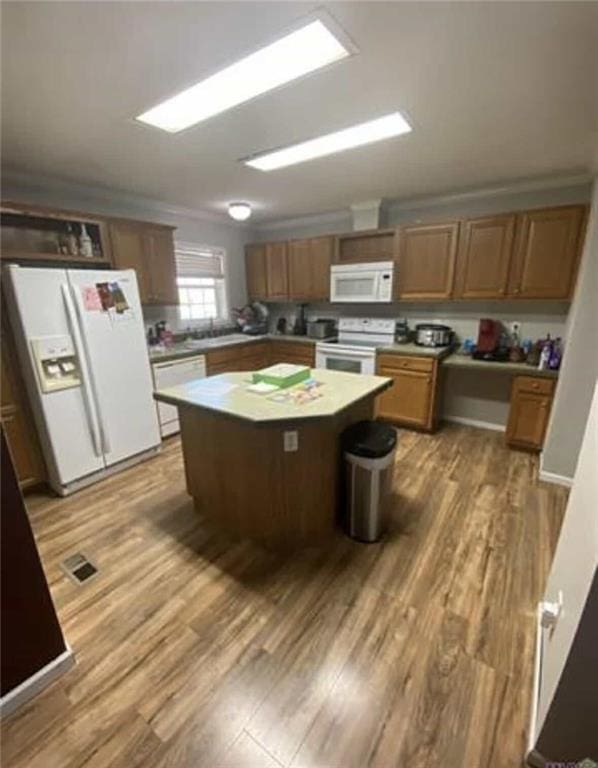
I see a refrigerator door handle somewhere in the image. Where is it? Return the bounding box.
[61,284,103,458]
[68,284,112,457]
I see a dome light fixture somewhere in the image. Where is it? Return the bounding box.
[228,202,252,221]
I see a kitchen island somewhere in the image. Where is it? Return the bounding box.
[154,369,391,547]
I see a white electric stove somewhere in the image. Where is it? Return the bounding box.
[315,318,395,375]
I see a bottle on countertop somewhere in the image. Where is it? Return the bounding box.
[538,334,552,370]
[548,337,563,370]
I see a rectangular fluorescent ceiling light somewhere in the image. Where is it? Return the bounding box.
[136,19,350,132]
[244,112,412,171]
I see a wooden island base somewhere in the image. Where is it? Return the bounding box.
[179,398,374,548]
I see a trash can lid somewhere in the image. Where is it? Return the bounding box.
[342,420,397,459]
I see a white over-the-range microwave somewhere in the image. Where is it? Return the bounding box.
[330,261,394,303]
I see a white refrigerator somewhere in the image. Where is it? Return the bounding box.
[4,264,161,495]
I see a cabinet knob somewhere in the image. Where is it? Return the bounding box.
[513,287,520,294]
[532,382,539,389]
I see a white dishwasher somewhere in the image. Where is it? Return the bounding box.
[152,355,206,437]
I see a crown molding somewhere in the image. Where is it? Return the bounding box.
[1,168,253,229]
[254,207,350,232]
[384,172,593,214]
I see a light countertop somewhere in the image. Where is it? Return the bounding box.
[148,333,319,364]
[443,354,559,377]
[154,369,391,424]
[378,342,453,359]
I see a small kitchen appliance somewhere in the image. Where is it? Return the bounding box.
[306,318,336,340]
[414,323,453,348]
[330,262,394,303]
[316,317,395,375]
[472,318,508,361]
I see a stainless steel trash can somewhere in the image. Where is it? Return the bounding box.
[343,421,397,542]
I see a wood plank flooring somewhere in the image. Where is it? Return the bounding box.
[1,424,568,768]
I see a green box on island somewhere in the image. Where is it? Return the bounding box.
[252,363,311,389]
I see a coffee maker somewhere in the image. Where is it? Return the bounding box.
[473,318,508,361]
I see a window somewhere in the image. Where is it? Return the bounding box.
[175,242,228,323]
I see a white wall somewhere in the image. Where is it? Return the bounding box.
[534,382,598,740]
[1,173,255,330]
[542,177,598,481]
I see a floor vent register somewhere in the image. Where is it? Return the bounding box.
[61,553,98,585]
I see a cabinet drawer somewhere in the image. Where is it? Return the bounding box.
[514,376,555,396]
[377,354,435,373]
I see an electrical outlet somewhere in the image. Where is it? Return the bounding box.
[283,430,298,452]
[510,321,521,336]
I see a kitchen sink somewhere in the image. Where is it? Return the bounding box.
[183,333,259,350]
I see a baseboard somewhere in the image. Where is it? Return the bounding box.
[525,748,547,767]
[528,603,544,757]
[538,469,574,488]
[0,645,75,719]
[443,416,505,432]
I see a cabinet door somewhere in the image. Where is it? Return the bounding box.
[1,313,45,489]
[508,206,585,298]
[310,236,333,300]
[288,239,312,300]
[146,228,178,305]
[376,367,433,428]
[265,242,289,300]
[506,391,552,450]
[110,223,152,303]
[245,244,267,301]
[397,222,459,299]
[455,215,515,298]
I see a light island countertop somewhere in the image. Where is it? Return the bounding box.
[154,369,391,424]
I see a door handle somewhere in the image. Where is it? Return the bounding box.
[69,284,111,456]
[61,284,103,458]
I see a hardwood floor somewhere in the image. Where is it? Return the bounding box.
[1,424,567,768]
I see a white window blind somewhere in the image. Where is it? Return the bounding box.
[175,242,225,279]
[175,242,228,322]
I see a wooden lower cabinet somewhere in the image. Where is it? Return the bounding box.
[1,312,45,489]
[506,376,555,451]
[376,354,439,431]
[206,341,270,375]
[268,341,315,367]
[206,340,315,375]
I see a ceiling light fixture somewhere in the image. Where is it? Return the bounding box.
[228,202,252,221]
[244,112,412,171]
[136,18,351,132]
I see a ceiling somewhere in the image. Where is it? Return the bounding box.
[2,2,597,223]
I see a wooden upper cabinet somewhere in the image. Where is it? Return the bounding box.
[245,244,267,301]
[454,214,516,299]
[110,221,177,305]
[265,242,289,300]
[397,222,459,299]
[309,236,334,300]
[288,239,312,300]
[145,227,178,305]
[288,236,333,301]
[508,205,585,299]
[109,222,152,302]
[335,229,396,264]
